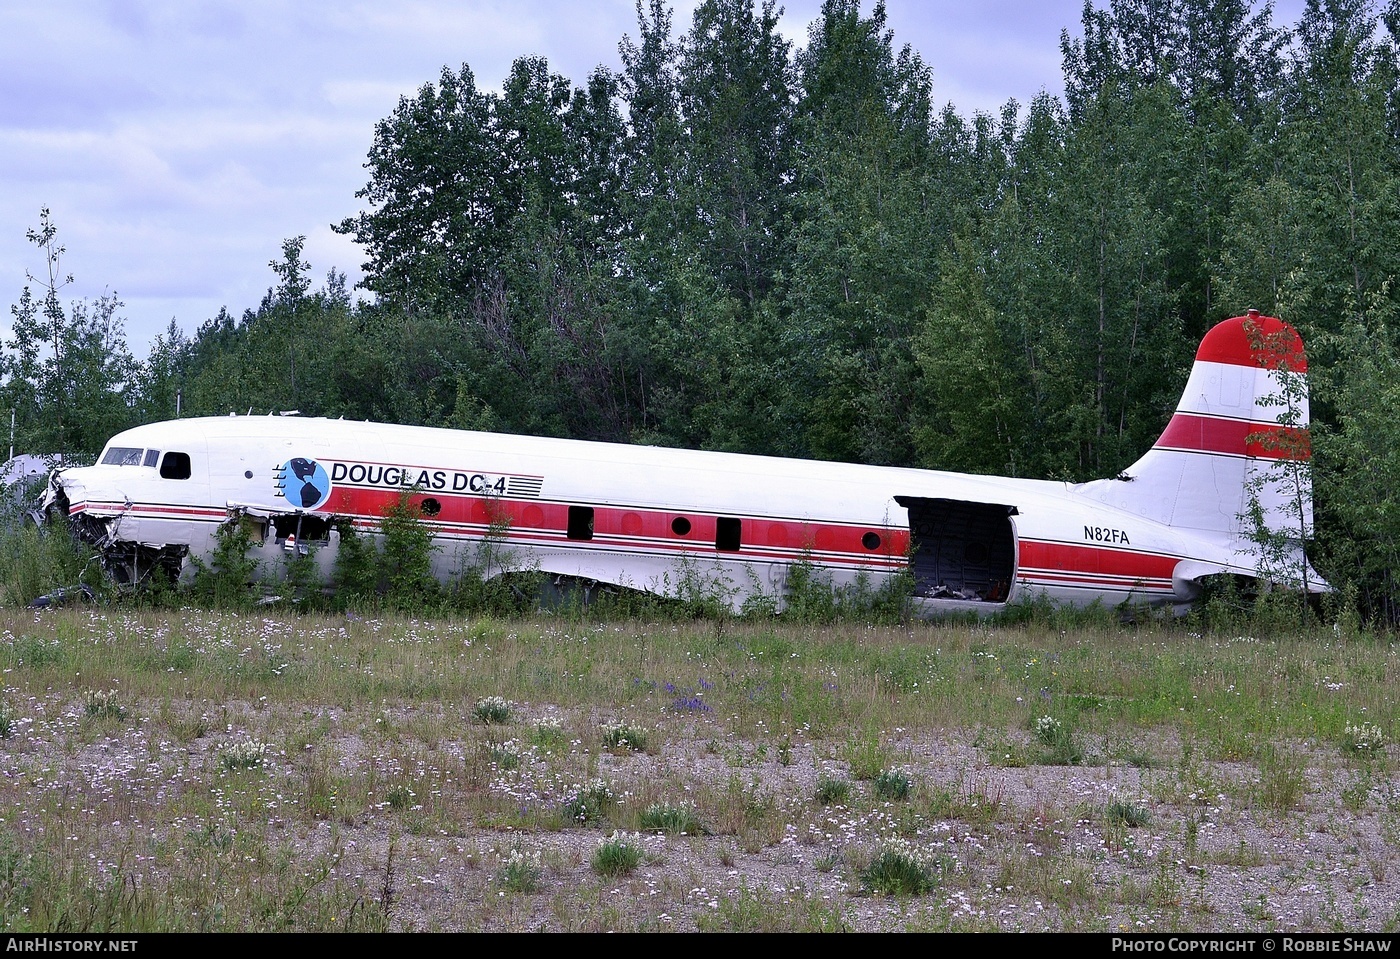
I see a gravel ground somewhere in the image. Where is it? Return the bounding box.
[353,721,1400,933]
[151,708,1400,931]
[7,690,1399,933]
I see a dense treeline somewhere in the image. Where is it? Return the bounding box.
[5,0,1400,622]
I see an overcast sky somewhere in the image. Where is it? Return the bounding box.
[0,0,1306,353]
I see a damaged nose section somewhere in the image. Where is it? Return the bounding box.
[29,471,66,529]
[37,468,106,554]
[38,470,67,521]
[41,470,109,549]
[39,468,188,588]
[37,471,74,535]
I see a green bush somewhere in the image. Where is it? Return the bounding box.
[218,740,271,770]
[591,833,643,877]
[495,848,542,894]
[189,518,259,609]
[0,522,105,609]
[873,769,912,801]
[330,521,378,604]
[530,717,568,750]
[1105,799,1150,828]
[379,492,439,609]
[1032,715,1085,765]
[473,696,514,725]
[83,688,125,722]
[561,780,615,825]
[860,839,938,896]
[781,560,914,626]
[815,775,850,806]
[601,722,649,753]
[1341,722,1387,755]
[845,735,888,780]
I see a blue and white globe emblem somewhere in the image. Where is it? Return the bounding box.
[278,457,330,510]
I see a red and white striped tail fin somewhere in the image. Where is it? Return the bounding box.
[1081,310,1316,563]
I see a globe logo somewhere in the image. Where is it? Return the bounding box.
[278,457,330,510]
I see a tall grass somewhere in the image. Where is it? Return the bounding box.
[0,523,106,608]
[0,520,1394,931]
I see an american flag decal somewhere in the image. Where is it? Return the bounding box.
[507,477,544,498]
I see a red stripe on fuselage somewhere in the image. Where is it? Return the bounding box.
[1018,570,1175,594]
[69,501,227,520]
[1154,414,1310,460]
[321,487,910,566]
[1018,539,1178,585]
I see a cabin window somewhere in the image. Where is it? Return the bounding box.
[101,447,144,466]
[160,452,192,480]
[143,449,161,468]
[420,497,442,517]
[715,517,742,552]
[567,505,595,540]
[862,532,882,550]
[671,516,692,536]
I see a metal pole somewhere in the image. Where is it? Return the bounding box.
[8,408,14,461]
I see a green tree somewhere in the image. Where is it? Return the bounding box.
[177,242,377,422]
[677,0,793,307]
[1315,314,1400,622]
[378,492,439,608]
[334,65,507,309]
[1213,0,1400,621]
[614,0,798,452]
[131,320,194,423]
[913,233,1027,474]
[784,0,938,465]
[3,210,138,456]
[1050,78,1184,477]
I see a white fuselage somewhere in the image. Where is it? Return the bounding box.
[46,415,1256,613]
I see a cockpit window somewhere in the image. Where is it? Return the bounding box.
[101,447,144,466]
[160,452,192,480]
[143,449,161,468]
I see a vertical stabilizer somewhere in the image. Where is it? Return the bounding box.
[1079,310,1320,586]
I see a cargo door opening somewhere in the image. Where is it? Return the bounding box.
[895,496,1016,602]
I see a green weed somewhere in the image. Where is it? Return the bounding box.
[1255,745,1307,813]
[591,833,644,877]
[844,735,889,780]
[873,768,913,801]
[83,688,125,721]
[859,839,941,897]
[815,775,850,806]
[638,803,705,835]
[472,695,514,725]
[1106,799,1151,828]
[495,848,543,894]
[561,780,615,825]
[601,722,649,753]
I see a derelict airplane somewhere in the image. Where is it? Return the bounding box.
[40,311,1326,615]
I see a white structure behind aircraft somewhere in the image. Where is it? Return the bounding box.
[41,311,1326,614]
